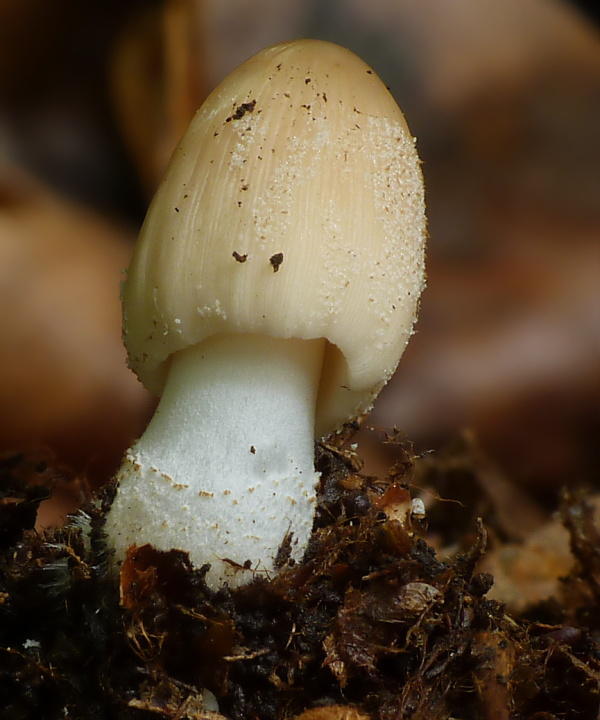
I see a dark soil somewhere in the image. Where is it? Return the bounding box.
[1,432,599,720]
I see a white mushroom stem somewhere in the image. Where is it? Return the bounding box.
[105,333,326,590]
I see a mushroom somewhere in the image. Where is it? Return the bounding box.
[104,39,426,590]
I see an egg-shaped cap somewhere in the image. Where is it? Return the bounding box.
[123,39,426,437]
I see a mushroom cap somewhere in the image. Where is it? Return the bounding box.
[123,39,426,437]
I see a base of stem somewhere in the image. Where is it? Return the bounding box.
[105,333,325,589]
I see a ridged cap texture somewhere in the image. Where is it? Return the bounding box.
[123,39,426,437]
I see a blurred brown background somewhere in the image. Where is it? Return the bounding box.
[0,0,598,527]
